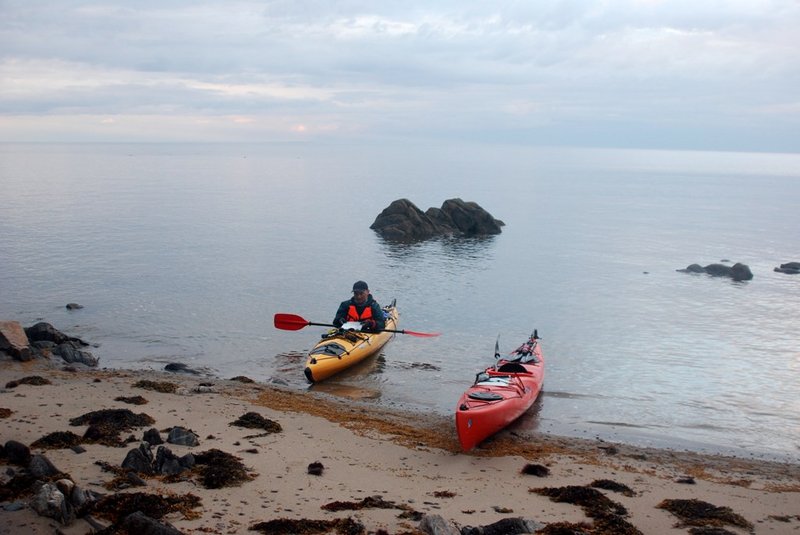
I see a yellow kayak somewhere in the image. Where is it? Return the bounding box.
[304,302,399,383]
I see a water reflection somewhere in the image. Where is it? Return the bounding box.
[377,235,497,274]
[308,354,386,400]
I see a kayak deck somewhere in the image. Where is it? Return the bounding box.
[455,333,545,451]
[303,302,398,383]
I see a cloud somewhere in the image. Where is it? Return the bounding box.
[0,0,797,150]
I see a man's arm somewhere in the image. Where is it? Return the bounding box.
[332,301,349,327]
[371,302,387,330]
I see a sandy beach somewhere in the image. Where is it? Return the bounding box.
[1,359,799,535]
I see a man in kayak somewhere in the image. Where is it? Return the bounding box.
[333,280,386,332]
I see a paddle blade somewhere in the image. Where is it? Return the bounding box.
[274,313,309,331]
[402,329,441,338]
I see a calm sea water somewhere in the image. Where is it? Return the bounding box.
[1,142,799,460]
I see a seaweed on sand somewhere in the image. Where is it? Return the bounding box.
[322,495,400,512]
[31,430,84,449]
[657,498,753,530]
[230,411,282,433]
[5,375,52,388]
[114,395,148,405]
[251,517,365,535]
[590,479,635,497]
[192,448,254,489]
[89,491,201,523]
[532,485,643,535]
[69,408,155,446]
[132,379,178,393]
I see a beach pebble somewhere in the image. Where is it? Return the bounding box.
[30,482,75,525]
[28,454,62,478]
[167,426,199,446]
[117,511,183,535]
[4,440,31,465]
[143,428,163,445]
[3,501,26,512]
[121,443,155,475]
[419,514,461,535]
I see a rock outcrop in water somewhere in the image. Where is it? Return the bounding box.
[677,262,753,281]
[0,321,97,366]
[370,198,504,241]
[774,261,800,274]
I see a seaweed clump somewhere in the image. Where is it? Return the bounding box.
[31,430,84,450]
[5,375,52,388]
[521,463,550,477]
[251,517,365,535]
[591,479,635,497]
[322,495,400,512]
[230,375,255,383]
[69,408,155,447]
[132,379,178,393]
[89,491,201,524]
[0,473,40,501]
[193,448,254,489]
[114,395,148,405]
[532,485,642,535]
[230,412,282,433]
[657,498,753,530]
[536,521,594,534]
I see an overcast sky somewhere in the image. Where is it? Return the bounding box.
[1,1,798,151]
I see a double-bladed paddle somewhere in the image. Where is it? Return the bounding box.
[274,313,440,338]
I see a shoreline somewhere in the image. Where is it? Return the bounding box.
[1,360,799,534]
[81,360,800,464]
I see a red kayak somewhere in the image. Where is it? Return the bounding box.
[455,331,545,451]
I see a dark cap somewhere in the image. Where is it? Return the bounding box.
[352,280,369,292]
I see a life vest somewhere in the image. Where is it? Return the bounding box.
[347,304,373,322]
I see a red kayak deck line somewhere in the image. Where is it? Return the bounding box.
[455,335,545,451]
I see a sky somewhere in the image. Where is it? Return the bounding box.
[1,1,798,152]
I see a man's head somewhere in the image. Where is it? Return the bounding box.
[352,280,369,304]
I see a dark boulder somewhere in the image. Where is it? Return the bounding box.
[774,261,800,274]
[370,199,444,241]
[143,428,163,446]
[164,362,200,374]
[121,443,155,475]
[24,322,85,345]
[30,482,76,525]
[23,322,96,365]
[427,198,504,236]
[371,198,504,241]
[167,427,199,447]
[117,511,184,535]
[4,440,31,466]
[28,454,63,479]
[154,446,184,476]
[461,517,544,535]
[677,262,753,281]
[52,341,98,367]
[0,321,32,361]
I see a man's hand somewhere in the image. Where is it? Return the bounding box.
[361,319,377,331]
